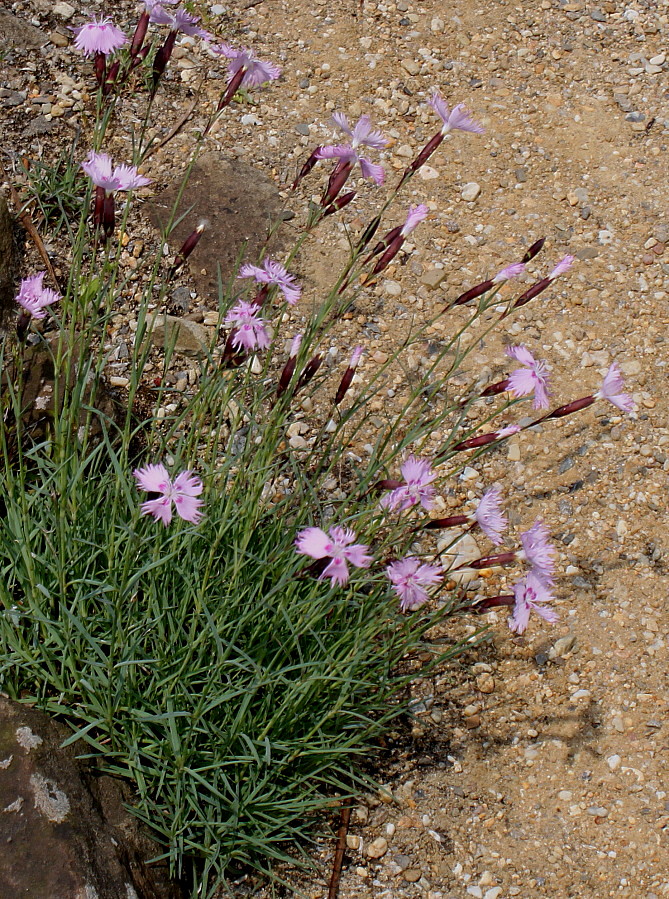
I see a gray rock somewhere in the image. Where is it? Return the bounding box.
[0,10,49,48]
[146,313,213,357]
[461,182,482,202]
[0,695,181,899]
[146,154,285,301]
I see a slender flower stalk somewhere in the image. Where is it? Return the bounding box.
[387,557,443,611]
[134,464,204,526]
[295,525,372,587]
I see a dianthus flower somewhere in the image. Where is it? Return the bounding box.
[134,463,204,526]
[225,300,271,351]
[380,456,437,512]
[506,345,551,410]
[429,91,485,136]
[81,151,151,192]
[473,485,508,545]
[148,4,212,38]
[596,363,635,413]
[493,262,526,282]
[519,520,556,584]
[387,557,443,612]
[315,113,388,186]
[238,258,301,305]
[211,43,281,87]
[509,572,558,634]
[72,17,128,56]
[295,525,372,587]
[15,272,60,320]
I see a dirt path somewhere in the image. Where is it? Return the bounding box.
[1,0,668,896]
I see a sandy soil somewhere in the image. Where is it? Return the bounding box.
[1,0,668,896]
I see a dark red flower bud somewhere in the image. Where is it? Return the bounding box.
[152,30,177,93]
[130,11,150,58]
[296,354,323,391]
[93,185,106,229]
[322,159,353,208]
[399,131,444,185]
[321,190,356,218]
[511,276,551,310]
[292,147,322,190]
[102,193,115,239]
[522,237,546,263]
[423,514,470,530]
[453,279,494,306]
[94,52,106,87]
[480,378,511,398]
[168,221,207,278]
[16,311,30,342]
[217,66,246,110]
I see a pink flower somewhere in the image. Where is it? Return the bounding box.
[473,486,507,545]
[149,5,212,38]
[81,151,151,192]
[496,424,521,439]
[380,455,437,512]
[387,557,443,612]
[429,91,484,135]
[549,254,575,279]
[15,272,60,320]
[211,44,281,87]
[400,204,429,237]
[289,334,303,357]
[596,363,635,413]
[134,463,204,526]
[238,258,301,305]
[506,345,551,410]
[295,525,372,587]
[225,300,271,351]
[315,113,388,185]
[519,520,555,584]
[349,345,364,367]
[509,572,558,634]
[493,262,526,283]
[73,17,128,56]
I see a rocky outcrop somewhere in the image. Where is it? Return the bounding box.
[0,695,183,899]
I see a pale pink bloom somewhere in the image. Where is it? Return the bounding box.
[493,262,526,283]
[429,91,484,135]
[506,345,551,410]
[509,572,558,634]
[549,254,575,279]
[149,5,212,38]
[519,520,555,584]
[211,44,281,87]
[73,17,128,56]
[134,463,204,526]
[496,424,521,439]
[81,151,151,192]
[473,485,507,545]
[595,363,635,413]
[315,113,388,185]
[387,556,443,612]
[349,345,364,367]
[289,334,303,357]
[401,204,429,237]
[15,272,60,320]
[380,455,437,512]
[225,300,271,351]
[295,525,372,587]
[238,258,301,305]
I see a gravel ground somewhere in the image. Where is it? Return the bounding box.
[1,0,668,896]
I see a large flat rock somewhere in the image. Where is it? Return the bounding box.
[0,10,49,48]
[146,154,285,301]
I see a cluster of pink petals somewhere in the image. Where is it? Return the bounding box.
[72,17,128,56]
[549,254,575,279]
[238,258,301,305]
[295,525,372,587]
[315,113,388,185]
[225,300,271,351]
[81,151,151,192]
[493,262,526,283]
[147,1,212,38]
[386,557,443,612]
[15,272,61,320]
[473,486,507,545]
[134,463,204,526]
[596,363,635,412]
[211,44,281,87]
[430,91,484,136]
[519,520,556,584]
[400,204,429,237]
[380,455,437,512]
[509,571,558,634]
[506,345,551,410]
